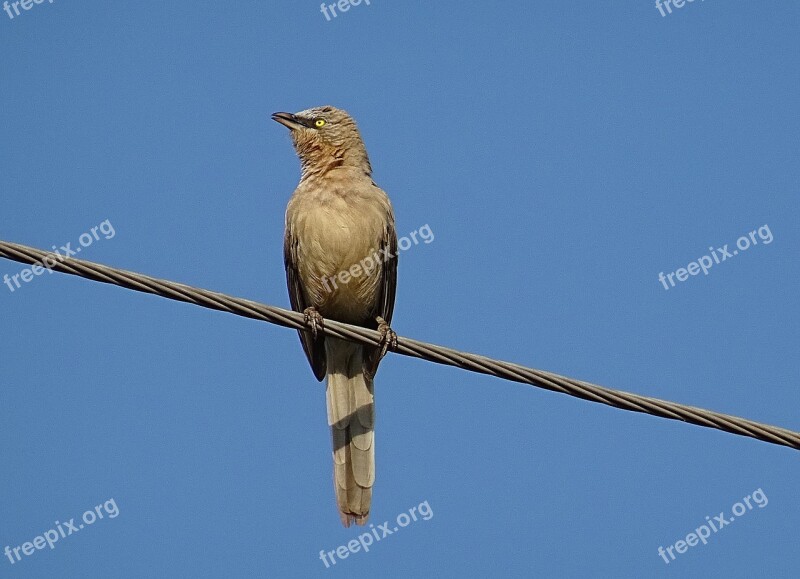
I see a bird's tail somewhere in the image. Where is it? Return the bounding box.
[325,337,375,527]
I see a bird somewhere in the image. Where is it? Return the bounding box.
[273,106,398,527]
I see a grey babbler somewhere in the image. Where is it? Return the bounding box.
[273,106,398,527]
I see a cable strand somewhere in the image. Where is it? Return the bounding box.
[1,239,797,451]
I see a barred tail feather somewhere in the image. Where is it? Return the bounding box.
[325,338,375,527]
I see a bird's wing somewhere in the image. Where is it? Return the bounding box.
[284,226,327,381]
[374,216,398,325]
[364,211,397,376]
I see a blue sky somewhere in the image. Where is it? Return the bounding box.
[1,1,798,577]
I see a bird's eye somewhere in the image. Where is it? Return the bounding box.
[314,118,326,128]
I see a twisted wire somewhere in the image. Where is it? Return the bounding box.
[1,239,797,451]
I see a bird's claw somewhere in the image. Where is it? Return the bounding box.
[376,316,398,360]
[304,307,324,339]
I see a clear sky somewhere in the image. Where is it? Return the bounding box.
[1,1,798,577]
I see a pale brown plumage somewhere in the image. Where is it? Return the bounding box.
[274,106,397,527]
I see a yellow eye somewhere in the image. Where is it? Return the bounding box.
[315,118,326,128]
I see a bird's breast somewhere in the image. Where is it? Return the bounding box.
[289,185,390,323]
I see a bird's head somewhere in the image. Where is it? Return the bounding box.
[272,106,372,177]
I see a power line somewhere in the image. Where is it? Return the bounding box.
[1,239,798,451]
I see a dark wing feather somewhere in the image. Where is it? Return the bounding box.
[375,219,398,325]
[364,217,398,375]
[284,228,326,381]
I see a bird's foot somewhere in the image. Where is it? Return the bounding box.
[375,316,398,361]
[304,307,324,339]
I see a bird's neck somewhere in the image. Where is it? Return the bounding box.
[296,142,372,181]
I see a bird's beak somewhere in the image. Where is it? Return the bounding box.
[272,112,305,131]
